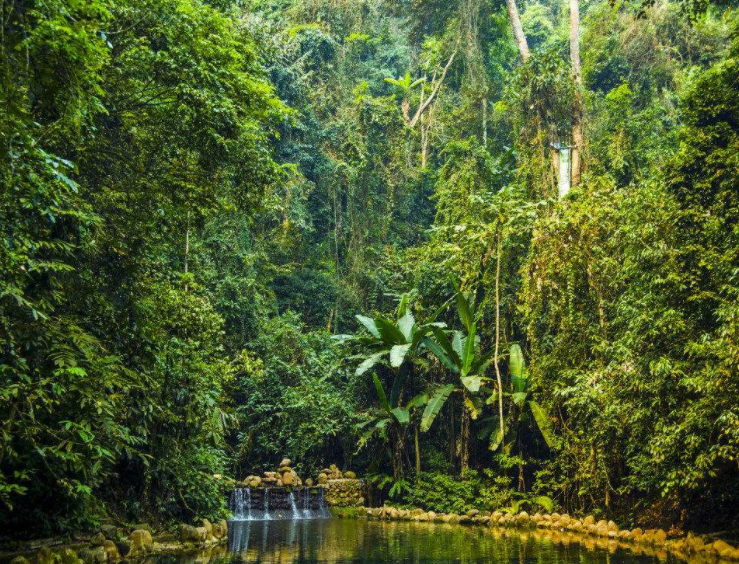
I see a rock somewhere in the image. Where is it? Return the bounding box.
[58,549,83,564]
[91,533,106,547]
[79,547,106,564]
[128,530,153,557]
[344,471,357,479]
[180,524,207,543]
[607,521,619,533]
[278,466,292,474]
[652,529,667,545]
[282,472,294,486]
[102,541,119,562]
[713,540,734,558]
[10,558,31,564]
[280,458,291,467]
[37,548,56,564]
[467,509,480,517]
[129,523,151,533]
[305,478,314,486]
[583,515,595,525]
[202,519,214,540]
[317,473,328,484]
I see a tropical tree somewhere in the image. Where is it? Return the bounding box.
[420,290,497,471]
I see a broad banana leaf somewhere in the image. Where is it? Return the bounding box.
[406,392,429,409]
[456,291,474,331]
[422,336,458,372]
[461,322,476,376]
[375,317,406,344]
[529,400,557,448]
[390,343,412,368]
[356,315,381,338]
[390,407,410,424]
[397,312,415,342]
[461,376,482,392]
[510,343,528,393]
[512,391,528,404]
[373,373,390,412]
[489,427,504,451]
[421,384,455,432]
[429,327,461,367]
[356,351,387,376]
[464,394,482,420]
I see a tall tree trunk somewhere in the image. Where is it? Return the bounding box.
[414,424,421,483]
[460,396,470,473]
[570,0,583,188]
[493,224,505,445]
[504,0,530,61]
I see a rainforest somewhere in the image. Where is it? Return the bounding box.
[1,0,739,556]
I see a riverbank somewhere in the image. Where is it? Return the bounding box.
[333,506,739,563]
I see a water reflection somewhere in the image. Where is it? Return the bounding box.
[150,520,682,564]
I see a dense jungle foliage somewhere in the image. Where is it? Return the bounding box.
[2,0,738,538]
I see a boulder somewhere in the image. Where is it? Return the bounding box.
[278,466,292,474]
[202,519,214,541]
[78,547,106,564]
[282,472,294,486]
[129,523,151,533]
[91,533,106,547]
[344,471,357,479]
[467,509,479,517]
[318,473,328,485]
[102,541,119,562]
[179,524,207,543]
[280,458,291,467]
[58,548,83,564]
[100,526,118,540]
[128,529,153,557]
[607,521,619,533]
[305,478,314,487]
[583,515,595,525]
[37,548,56,564]
[713,540,734,558]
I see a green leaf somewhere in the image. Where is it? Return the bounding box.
[461,322,476,376]
[373,373,391,412]
[456,292,474,330]
[461,376,482,392]
[390,407,410,424]
[356,315,381,338]
[356,351,386,375]
[489,427,504,451]
[421,384,455,432]
[390,343,412,367]
[534,495,555,513]
[510,344,528,393]
[397,312,415,341]
[422,338,457,372]
[406,393,429,409]
[529,400,557,448]
[375,317,407,344]
[512,391,528,404]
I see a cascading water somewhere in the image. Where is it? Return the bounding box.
[288,491,299,519]
[229,487,330,521]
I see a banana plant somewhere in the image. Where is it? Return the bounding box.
[419,290,497,432]
[334,293,447,377]
[384,72,426,123]
[489,343,557,452]
[357,373,429,447]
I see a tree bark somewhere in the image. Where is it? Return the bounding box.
[493,224,505,446]
[414,424,421,483]
[570,0,583,188]
[505,0,530,61]
[460,393,471,473]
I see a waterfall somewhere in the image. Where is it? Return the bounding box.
[288,491,299,519]
[229,487,330,521]
[302,488,311,518]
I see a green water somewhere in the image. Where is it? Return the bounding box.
[149,518,681,564]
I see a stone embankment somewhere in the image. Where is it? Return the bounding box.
[6,519,229,564]
[354,507,739,562]
[239,460,365,508]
